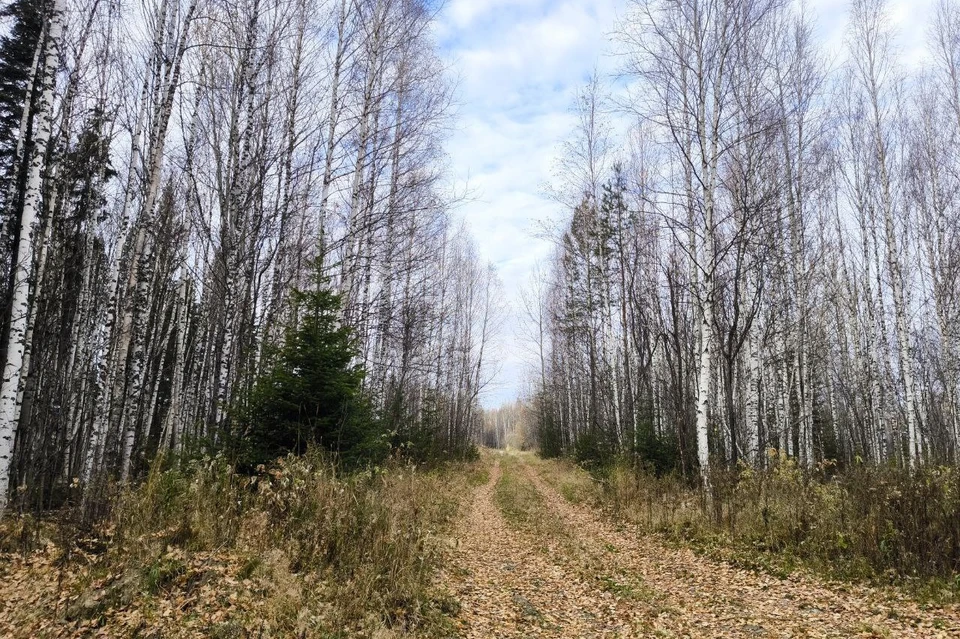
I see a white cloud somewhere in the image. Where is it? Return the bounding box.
[437,0,624,407]
[807,0,937,68]
[442,0,546,31]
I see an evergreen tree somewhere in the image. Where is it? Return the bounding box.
[238,268,386,469]
[0,0,43,193]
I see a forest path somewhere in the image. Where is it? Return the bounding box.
[442,454,634,637]
[443,451,960,638]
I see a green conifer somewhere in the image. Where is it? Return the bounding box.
[239,265,386,469]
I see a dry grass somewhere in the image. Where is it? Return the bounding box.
[527,455,601,506]
[492,453,565,539]
[597,454,960,601]
[0,452,480,638]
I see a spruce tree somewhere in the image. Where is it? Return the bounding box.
[238,267,386,469]
[0,0,44,371]
[0,0,43,193]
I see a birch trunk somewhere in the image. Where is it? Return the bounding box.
[0,0,66,513]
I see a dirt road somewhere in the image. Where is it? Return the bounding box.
[443,451,960,638]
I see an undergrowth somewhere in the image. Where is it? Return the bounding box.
[529,455,600,506]
[1,452,478,637]
[596,453,960,603]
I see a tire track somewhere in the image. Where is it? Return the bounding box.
[443,454,640,637]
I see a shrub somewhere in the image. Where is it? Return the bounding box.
[574,429,618,470]
[632,427,682,477]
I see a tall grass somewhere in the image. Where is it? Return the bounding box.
[600,454,960,598]
[91,451,464,635]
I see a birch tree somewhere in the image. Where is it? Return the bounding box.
[0,0,66,514]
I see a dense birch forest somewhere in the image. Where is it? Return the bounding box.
[8,0,960,636]
[0,0,500,515]
[533,0,960,484]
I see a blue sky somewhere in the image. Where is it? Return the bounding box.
[433,0,938,408]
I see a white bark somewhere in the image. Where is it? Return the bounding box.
[0,0,66,514]
[745,325,761,465]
